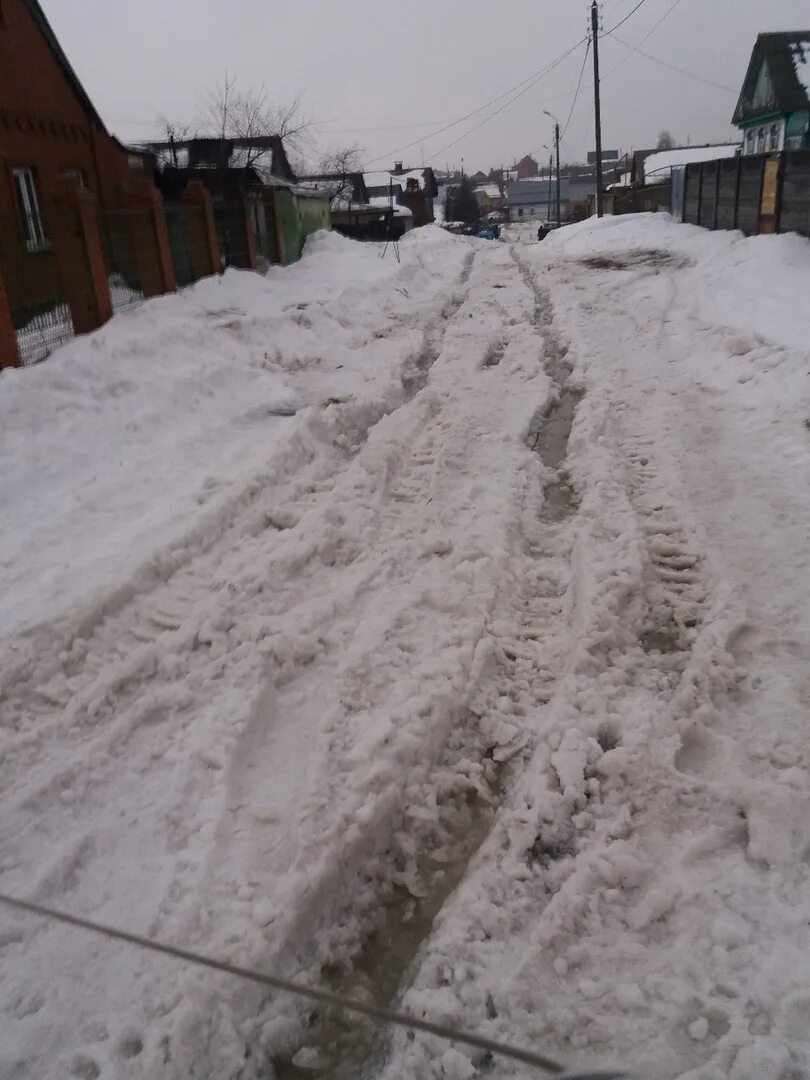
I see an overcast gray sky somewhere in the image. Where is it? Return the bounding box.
[44,0,809,172]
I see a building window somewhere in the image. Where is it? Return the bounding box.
[767,123,780,152]
[518,208,524,217]
[756,127,766,153]
[12,167,47,252]
[745,130,756,155]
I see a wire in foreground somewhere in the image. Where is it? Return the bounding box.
[0,891,570,1073]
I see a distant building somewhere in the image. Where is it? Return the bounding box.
[507,176,569,222]
[363,164,438,226]
[733,32,810,154]
[516,154,539,179]
[473,184,502,213]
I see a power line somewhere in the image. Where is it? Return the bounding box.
[364,35,589,167]
[610,34,738,93]
[425,40,587,165]
[633,0,685,47]
[603,0,651,36]
[562,38,592,139]
[603,0,685,78]
[0,891,575,1075]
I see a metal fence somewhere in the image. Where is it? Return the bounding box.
[164,203,213,287]
[0,211,75,366]
[680,150,810,238]
[98,208,147,313]
[213,202,250,269]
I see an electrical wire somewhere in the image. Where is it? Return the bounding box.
[0,891,574,1074]
[423,40,587,165]
[363,34,589,167]
[610,34,738,93]
[603,0,651,36]
[562,38,592,139]
[603,0,685,79]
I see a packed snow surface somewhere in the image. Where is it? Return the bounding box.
[1,216,809,1080]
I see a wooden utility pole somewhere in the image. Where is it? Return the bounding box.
[547,153,553,222]
[555,122,561,224]
[591,0,604,217]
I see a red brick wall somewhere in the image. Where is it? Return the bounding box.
[0,0,142,223]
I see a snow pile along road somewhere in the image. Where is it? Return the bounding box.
[1,216,809,1080]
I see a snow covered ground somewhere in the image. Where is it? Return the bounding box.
[1,216,809,1080]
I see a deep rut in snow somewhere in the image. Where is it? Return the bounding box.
[515,250,583,521]
[270,721,508,1080]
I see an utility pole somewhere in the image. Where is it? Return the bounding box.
[547,153,553,222]
[591,0,604,217]
[555,122,561,224]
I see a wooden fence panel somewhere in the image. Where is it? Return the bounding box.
[779,151,810,238]
[736,157,764,236]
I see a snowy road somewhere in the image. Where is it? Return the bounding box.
[1,218,809,1080]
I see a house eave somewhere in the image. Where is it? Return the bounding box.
[736,110,789,128]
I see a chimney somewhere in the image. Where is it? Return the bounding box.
[394,161,404,174]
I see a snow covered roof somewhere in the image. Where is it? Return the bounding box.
[364,169,428,192]
[474,184,501,199]
[369,195,413,217]
[790,39,810,96]
[733,32,810,124]
[643,144,740,183]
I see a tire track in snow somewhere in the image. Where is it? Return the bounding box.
[367,247,757,1080]
[0,250,482,1080]
[269,251,591,1080]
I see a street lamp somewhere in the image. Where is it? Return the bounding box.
[544,111,561,224]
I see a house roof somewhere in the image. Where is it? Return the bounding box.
[294,176,361,204]
[145,137,296,183]
[363,167,439,198]
[474,184,501,199]
[643,143,740,183]
[733,32,810,124]
[24,0,107,131]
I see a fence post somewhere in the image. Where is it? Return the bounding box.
[733,155,742,231]
[713,159,721,231]
[125,179,176,296]
[775,150,787,234]
[263,187,285,265]
[0,269,20,369]
[49,181,113,335]
[182,181,221,276]
[242,196,258,270]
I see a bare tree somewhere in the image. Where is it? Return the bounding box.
[199,75,314,169]
[657,130,676,150]
[154,115,196,167]
[317,143,365,202]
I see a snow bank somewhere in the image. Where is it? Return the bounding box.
[0,227,466,637]
[545,212,810,350]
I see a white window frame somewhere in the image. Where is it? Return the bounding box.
[756,127,766,154]
[745,130,756,156]
[12,167,47,252]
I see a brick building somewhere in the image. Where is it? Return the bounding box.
[0,0,154,363]
[0,0,151,211]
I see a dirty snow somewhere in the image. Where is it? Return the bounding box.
[1,215,809,1080]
